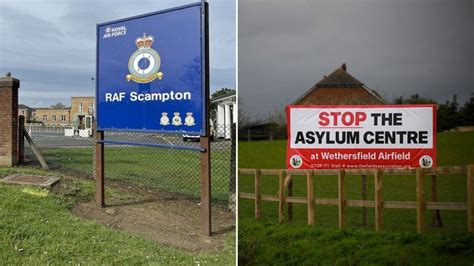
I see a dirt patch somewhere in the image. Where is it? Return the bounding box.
[72,193,234,252]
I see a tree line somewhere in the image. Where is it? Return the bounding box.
[395,94,474,132]
[239,94,474,140]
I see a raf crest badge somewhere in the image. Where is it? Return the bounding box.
[126,33,163,83]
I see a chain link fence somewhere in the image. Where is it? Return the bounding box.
[23,123,236,209]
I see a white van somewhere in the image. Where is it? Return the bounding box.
[182,120,215,142]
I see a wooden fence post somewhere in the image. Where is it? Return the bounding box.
[431,174,442,227]
[338,169,345,229]
[416,168,425,234]
[361,174,367,226]
[374,169,383,232]
[23,128,49,170]
[468,165,474,232]
[255,169,261,220]
[288,178,293,222]
[278,170,285,223]
[307,170,314,225]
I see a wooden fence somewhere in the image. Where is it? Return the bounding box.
[238,165,474,233]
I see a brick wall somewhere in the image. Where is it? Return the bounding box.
[0,76,19,166]
[33,108,71,125]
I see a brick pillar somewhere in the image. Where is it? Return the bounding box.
[0,73,20,167]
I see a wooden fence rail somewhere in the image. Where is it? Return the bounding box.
[239,165,474,234]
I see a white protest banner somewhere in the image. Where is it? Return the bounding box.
[286,105,436,169]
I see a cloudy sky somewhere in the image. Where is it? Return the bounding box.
[239,0,473,119]
[0,0,235,108]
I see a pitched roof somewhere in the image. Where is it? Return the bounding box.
[211,90,236,102]
[293,64,386,105]
[315,67,364,88]
[18,104,30,109]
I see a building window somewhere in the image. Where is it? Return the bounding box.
[22,110,25,114]
[61,115,66,121]
[52,115,57,121]
[43,115,48,121]
[79,102,83,112]
[89,103,94,113]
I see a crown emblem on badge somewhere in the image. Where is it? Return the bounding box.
[136,33,154,48]
[126,32,163,83]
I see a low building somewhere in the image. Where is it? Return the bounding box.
[293,64,386,105]
[212,90,236,139]
[32,108,71,125]
[71,97,95,129]
[18,104,32,122]
[22,96,95,127]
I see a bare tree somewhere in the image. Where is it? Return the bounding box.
[50,102,68,109]
[238,97,252,129]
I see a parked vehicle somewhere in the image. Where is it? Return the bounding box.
[182,120,215,142]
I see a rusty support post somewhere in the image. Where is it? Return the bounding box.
[200,136,211,236]
[95,130,104,208]
[200,1,211,237]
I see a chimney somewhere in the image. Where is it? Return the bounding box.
[341,63,347,71]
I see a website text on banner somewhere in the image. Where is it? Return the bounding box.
[286,105,436,169]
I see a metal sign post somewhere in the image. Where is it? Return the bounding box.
[95,1,211,236]
[200,1,211,236]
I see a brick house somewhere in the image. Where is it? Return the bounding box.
[32,108,71,125]
[18,104,32,121]
[293,64,386,105]
[71,97,95,129]
[24,96,95,127]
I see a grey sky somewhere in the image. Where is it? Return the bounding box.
[0,0,235,108]
[239,0,473,119]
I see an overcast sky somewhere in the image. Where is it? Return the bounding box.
[239,0,474,119]
[0,0,235,108]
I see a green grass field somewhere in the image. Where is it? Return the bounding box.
[239,220,474,265]
[238,131,474,264]
[0,167,234,265]
[39,145,232,204]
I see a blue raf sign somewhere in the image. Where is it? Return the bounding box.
[96,2,206,134]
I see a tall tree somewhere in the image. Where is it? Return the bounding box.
[437,95,459,132]
[394,94,436,104]
[458,93,474,126]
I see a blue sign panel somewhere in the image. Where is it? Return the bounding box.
[96,3,205,134]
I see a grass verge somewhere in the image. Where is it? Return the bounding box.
[239,218,474,265]
[0,168,235,265]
